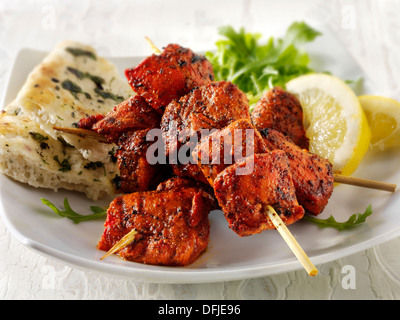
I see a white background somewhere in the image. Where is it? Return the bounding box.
[1,0,400,299]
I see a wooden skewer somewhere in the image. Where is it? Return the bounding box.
[265,205,318,276]
[53,126,398,193]
[53,126,109,143]
[101,228,138,260]
[333,174,397,192]
[145,36,161,54]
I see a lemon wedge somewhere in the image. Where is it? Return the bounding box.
[286,73,371,176]
[359,95,400,151]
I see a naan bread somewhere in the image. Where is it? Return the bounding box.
[0,102,119,200]
[0,41,134,200]
[16,40,133,162]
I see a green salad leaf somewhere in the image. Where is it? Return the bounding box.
[206,21,321,108]
[302,205,373,231]
[41,197,107,224]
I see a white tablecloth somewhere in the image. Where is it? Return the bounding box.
[1,0,400,300]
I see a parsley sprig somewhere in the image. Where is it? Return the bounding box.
[41,197,107,224]
[303,205,373,231]
[206,21,322,108]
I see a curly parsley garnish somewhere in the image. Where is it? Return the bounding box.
[206,21,322,109]
[303,205,373,231]
[41,198,107,223]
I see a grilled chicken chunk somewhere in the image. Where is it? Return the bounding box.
[115,128,169,194]
[156,176,218,208]
[213,151,305,237]
[260,128,333,215]
[92,95,161,143]
[125,44,214,113]
[76,95,161,144]
[156,176,200,192]
[192,119,268,186]
[251,87,309,150]
[97,181,215,266]
[76,96,164,194]
[161,81,251,183]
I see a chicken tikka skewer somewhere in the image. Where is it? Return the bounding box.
[51,42,394,271]
[94,42,318,271]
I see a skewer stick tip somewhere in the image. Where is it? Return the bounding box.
[101,228,138,260]
[53,126,109,143]
[309,269,318,277]
[145,36,161,54]
[265,205,318,276]
[333,174,397,192]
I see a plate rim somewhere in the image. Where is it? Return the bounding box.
[2,191,400,283]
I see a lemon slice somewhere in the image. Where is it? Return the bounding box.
[359,95,400,151]
[286,73,371,176]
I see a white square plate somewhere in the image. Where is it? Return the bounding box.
[1,24,399,283]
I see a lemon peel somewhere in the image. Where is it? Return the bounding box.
[359,95,400,151]
[286,73,371,176]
